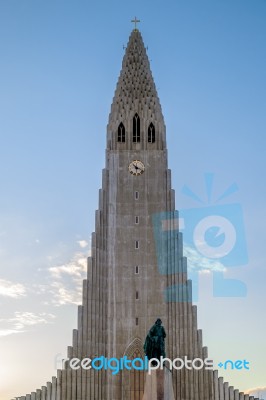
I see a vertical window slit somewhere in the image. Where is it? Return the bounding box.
[133,113,140,142]
[148,122,155,143]
[117,122,125,142]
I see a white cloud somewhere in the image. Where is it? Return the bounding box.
[198,269,211,275]
[0,329,25,337]
[246,387,266,399]
[48,252,87,306]
[49,256,86,279]
[0,312,55,337]
[184,244,226,273]
[77,240,88,248]
[12,312,55,329]
[0,279,27,298]
[50,281,83,306]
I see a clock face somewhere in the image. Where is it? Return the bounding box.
[128,160,145,176]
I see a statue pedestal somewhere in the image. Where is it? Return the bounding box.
[142,368,175,400]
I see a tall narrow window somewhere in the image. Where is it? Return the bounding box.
[136,291,139,300]
[135,191,139,200]
[133,113,140,142]
[135,266,139,274]
[136,317,139,326]
[135,216,139,224]
[135,240,139,249]
[148,122,155,143]
[117,122,125,142]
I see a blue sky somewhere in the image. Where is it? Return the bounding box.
[0,0,265,398]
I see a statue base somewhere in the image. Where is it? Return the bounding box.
[142,367,175,400]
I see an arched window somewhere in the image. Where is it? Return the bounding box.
[148,122,155,143]
[123,341,145,400]
[133,113,140,142]
[117,122,125,143]
[129,349,145,397]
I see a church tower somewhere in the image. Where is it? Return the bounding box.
[13,27,260,400]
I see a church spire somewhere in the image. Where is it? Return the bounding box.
[107,28,166,150]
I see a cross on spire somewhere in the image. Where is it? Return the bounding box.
[131,16,140,30]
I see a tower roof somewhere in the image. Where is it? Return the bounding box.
[108,29,164,126]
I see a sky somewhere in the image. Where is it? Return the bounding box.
[0,0,265,399]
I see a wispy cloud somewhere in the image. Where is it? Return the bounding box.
[0,312,55,337]
[184,244,226,273]
[0,240,89,311]
[11,311,55,329]
[49,255,86,278]
[245,386,266,399]
[0,279,27,298]
[48,252,87,306]
[0,329,22,337]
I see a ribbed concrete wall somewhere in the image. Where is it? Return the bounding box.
[12,370,260,400]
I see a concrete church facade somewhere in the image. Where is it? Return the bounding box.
[14,28,259,400]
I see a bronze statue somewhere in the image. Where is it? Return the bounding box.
[144,318,166,360]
